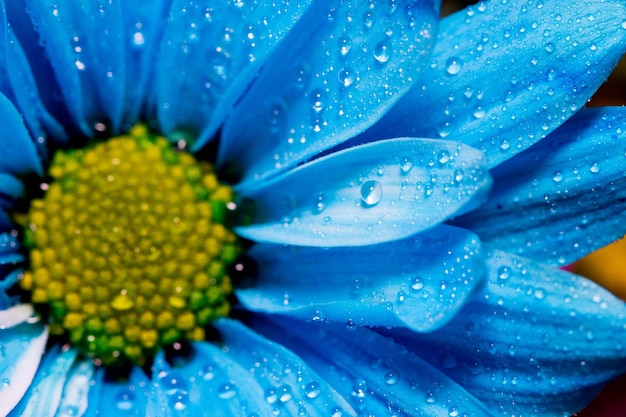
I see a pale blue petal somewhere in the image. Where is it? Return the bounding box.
[156,0,312,144]
[83,367,150,417]
[219,0,441,188]
[389,249,626,417]
[0,304,35,328]
[0,318,48,416]
[236,138,491,246]
[9,346,78,417]
[238,225,485,332]
[0,93,43,175]
[120,0,171,130]
[361,0,626,167]
[455,107,626,266]
[146,319,354,416]
[25,0,126,135]
[53,360,94,417]
[251,315,495,416]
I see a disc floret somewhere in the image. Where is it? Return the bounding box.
[19,125,240,366]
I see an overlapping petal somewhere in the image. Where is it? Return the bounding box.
[144,319,355,416]
[236,138,491,246]
[386,249,626,417]
[238,225,485,332]
[218,0,441,188]
[455,107,626,265]
[251,314,496,417]
[24,0,126,135]
[361,0,626,167]
[0,93,42,176]
[155,0,312,143]
[0,319,48,416]
[83,367,149,417]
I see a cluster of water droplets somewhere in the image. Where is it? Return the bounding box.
[219,0,440,184]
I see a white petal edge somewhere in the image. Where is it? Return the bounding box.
[0,304,35,330]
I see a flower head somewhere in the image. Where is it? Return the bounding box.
[1,0,626,416]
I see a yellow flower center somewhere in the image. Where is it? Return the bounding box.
[17,125,240,366]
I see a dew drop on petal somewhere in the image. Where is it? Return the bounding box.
[303,381,321,399]
[374,40,391,63]
[445,57,463,75]
[338,67,356,87]
[218,383,238,399]
[360,180,383,207]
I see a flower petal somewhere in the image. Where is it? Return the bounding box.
[120,0,171,130]
[238,225,485,332]
[250,315,496,416]
[361,0,626,167]
[82,367,150,417]
[9,346,77,417]
[0,319,48,416]
[25,0,126,135]
[218,0,441,188]
[455,107,626,266]
[146,319,354,416]
[54,360,94,417]
[236,138,491,246]
[155,0,312,143]
[387,249,626,417]
[0,93,43,176]
[0,304,35,329]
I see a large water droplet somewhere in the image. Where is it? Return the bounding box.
[115,389,136,411]
[400,157,414,175]
[338,67,356,87]
[589,162,600,173]
[445,57,463,75]
[279,384,293,403]
[265,387,278,404]
[337,35,352,55]
[360,180,383,207]
[303,381,321,399]
[218,383,238,399]
[374,40,391,63]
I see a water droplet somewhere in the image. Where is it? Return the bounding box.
[374,40,391,63]
[218,383,238,399]
[265,387,278,404]
[425,392,438,404]
[410,276,425,291]
[438,150,451,164]
[589,162,600,173]
[472,107,486,119]
[497,265,511,280]
[352,378,368,398]
[115,389,135,411]
[279,384,293,403]
[337,35,352,55]
[445,57,463,75]
[309,89,325,113]
[360,180,383,207]
[552,171,563,183]
[400,157,414,175]
[362,11,375,29]
[303,381,321,399]
[384,370,399,385]
[201,363,217,380]
[338,67,356,87]
[330,406,344,417]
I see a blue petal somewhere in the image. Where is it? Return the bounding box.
[145,319,353,416]
[250,315,495,416]
[82,367,149,417]
[236,138,491,246]
[155,0,312,143]
[120,1,171,131]
[455,107,626,266]
[53,360,94,417]
[218,0,441,188]
[238,225,485,332]
[0,1,67,147]
[0,317,48,416]
[0,93,42,176]
[387,249,626,417]
[9,346,78,417]
[361,0,626,167]
[25,0,126,135]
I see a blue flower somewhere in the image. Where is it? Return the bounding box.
[0,0,625,416]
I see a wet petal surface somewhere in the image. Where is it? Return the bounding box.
[219,0,440,187]
[455,107,626,265]
[238,225,485,332]
[362,0,626,167]
[237,138,491,246]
